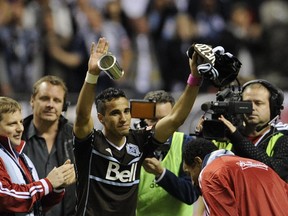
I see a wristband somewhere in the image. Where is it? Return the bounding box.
[85,72,99,84]
[187,74,202,87]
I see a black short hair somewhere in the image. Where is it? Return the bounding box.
[95,87,127,115]
[183,138,218,166]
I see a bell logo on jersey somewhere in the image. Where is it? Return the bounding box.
[106,161,137,182]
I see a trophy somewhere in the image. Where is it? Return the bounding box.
[98,53,124,80]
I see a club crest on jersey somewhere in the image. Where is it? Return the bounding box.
[126,143,140,157]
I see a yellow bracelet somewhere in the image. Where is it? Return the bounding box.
[85,72,99,84]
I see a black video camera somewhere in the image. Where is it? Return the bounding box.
[201,87,252,140]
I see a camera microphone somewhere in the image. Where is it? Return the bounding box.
[201,102,212,112]
[255,115,279,132]
[255,123,269,132]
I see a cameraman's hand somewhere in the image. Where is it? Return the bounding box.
[218,115,236,133]
[195,115,205,134]
[143,157,164,178]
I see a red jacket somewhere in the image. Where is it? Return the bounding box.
[200,152,288,216]
[0,136,64,215]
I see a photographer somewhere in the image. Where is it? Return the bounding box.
[218,79,288,181]
[193,46,288,181]
[192,46,288,214]
[194,80,288,215]
[136,90,199,216]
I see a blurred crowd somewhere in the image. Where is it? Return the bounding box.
[1,0,288,99]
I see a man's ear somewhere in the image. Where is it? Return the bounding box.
[194,156,203,167]
[98,113,104,124]
[30,96,34,108]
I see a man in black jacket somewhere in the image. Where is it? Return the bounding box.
[219,79,288,181]
[22,75,76,216]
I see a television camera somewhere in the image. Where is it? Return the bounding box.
[201,86,252,140]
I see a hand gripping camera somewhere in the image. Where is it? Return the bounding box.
[201,86,252,140]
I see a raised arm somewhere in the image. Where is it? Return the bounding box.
[154,52,202,143]
[73,38,109,139]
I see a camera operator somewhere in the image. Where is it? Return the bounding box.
[136,90,199,216]
[194,79,288,215]
[218,79,288,182]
